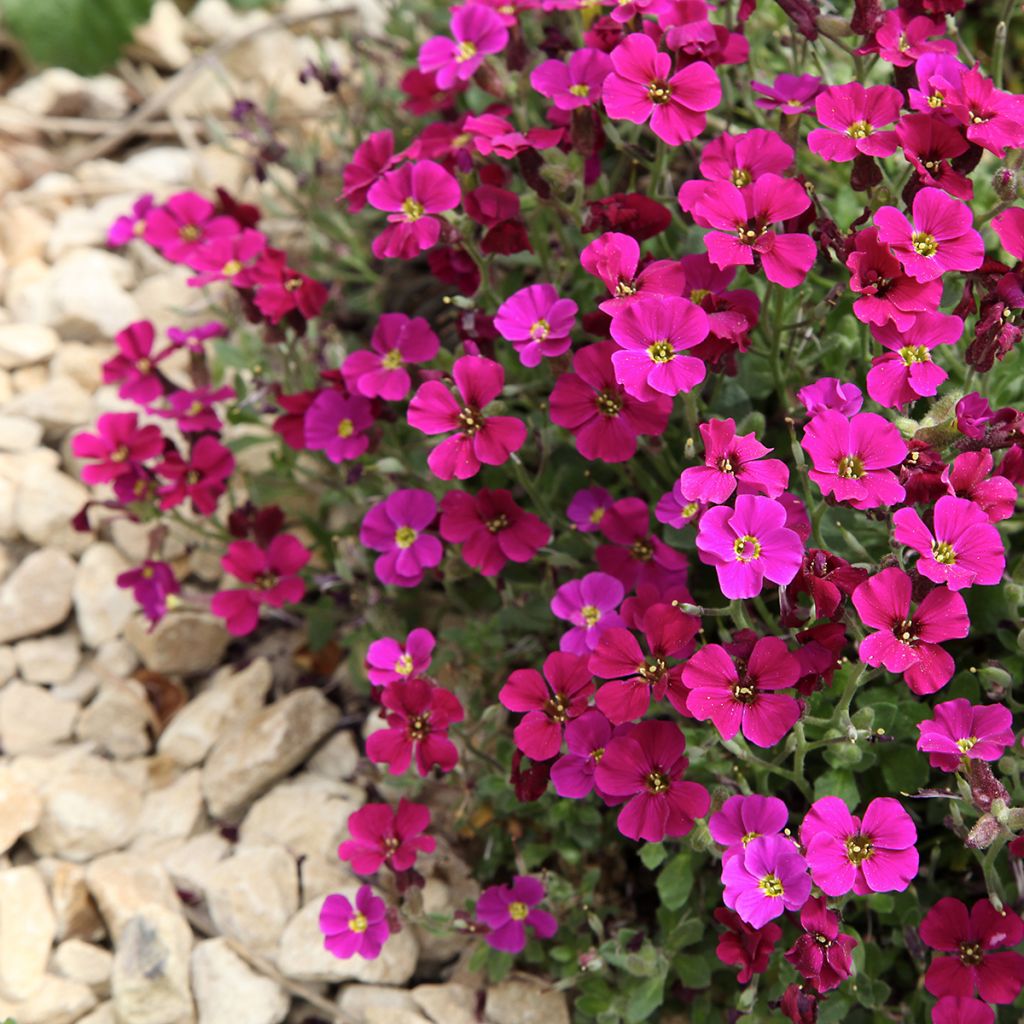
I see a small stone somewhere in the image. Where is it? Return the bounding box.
[14,465,91,553]
[76,1000,116,1024]
[190,938,289,1024]
[158,659,272,768]
[38,859,105,942]
[44,206,111,261]
[277,895,419,985]
[5,377,94,439]
[14,633,81,684]
[92,638,139,678]
[86,853,183,942]
[0,974,97,1024]
[5,68,129,118]
[0,413,43,451]
[0,680,79,753]
[338,985,418,1023]
[161,832,229,896]
[76,679,155,759]
[131,769,203,852]
[133,0,191,69]
[125,611,230,677]
[111,905,194,1024]
[412,983,479,1024]
[51,341,109,393]
[0,766,42,853]
[40,249,140,341]
[0,548,75,643]
[306,729,360,780]
[73,543,136,647]
[485,979,570,1024]
[0,207,50,266]
[132,269,202,335]
[203,846,298,957]
[0,323,59,369]
[51,939,112,995]
[0,646,14,683]
[202,688,341,818]
[0,865,56,999]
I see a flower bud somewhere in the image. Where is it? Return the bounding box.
[993,167,1021,202]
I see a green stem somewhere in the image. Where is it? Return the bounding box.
[992,0,1017,90]
[722,738,812,802]
[835,663,869,729]
[979,834,1010,907]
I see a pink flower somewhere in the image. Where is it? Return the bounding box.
[418,5,509,89]
[500,651,594,760]
[551,710,616,799]
[304,392,373,463]
[530,48,612,110]
[784,896,857,993]
[691,175,817,288]
[695,495,803,600]
[796,378,863,417]
[602,33,720,146]
[609,296,709,400]
[921,898,1024,1004]
[916,699,1015,773]
[250,249,328,323]
[549,341,672,463]
[117,561,179,626]
[992,207,1024,262]
[709,794,789,861]
[108,194,154,247]
[800,796,918,896]
[697,129,795,188]
[102,321,170,405]
[211,535,310,636]
[551,572,625,654]
[684,638,801,749]
[156,436,234,515]
[366,629,435,686]
[341,130,398,212]
[567,486,613,533]
[320,886,389,960]
[893,495,1005,591]
[722,834,811,929]
[853,568,968,694]
[476,876,557,954]
[942,450,1018,523]
[931,997,994,1024]
[940,66,1024,158]
[874,188,984,283]
[802,410,907,510]
[871,11,955,66]
[439,488,549,576]
[867,311,963,408]
[897,112,972,201]
[186,228,266,286]
[366,678,464,776]
[360,489,443,588]
[342,314,439,401]
[579,232,687,317]
[143,192,237,265]
[338,799,435,874]
[595,497,689,592]
[679,418,789,504]
[367,160,461,260]
[593,719,710,842]
[164,387,235,433]
[751,72,822,114]
[72,412,164,484]
[807,83,903,162]
[714,908,782,985]
[494,284,578,367]
[407,356,526,480]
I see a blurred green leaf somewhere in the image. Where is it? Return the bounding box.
[656,852,694,911]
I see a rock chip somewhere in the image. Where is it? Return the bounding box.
[51,939,112,995]
[307,729,360,780]
[338,985,419,1023]
[6,376,95,438]
[14,634,81,685]
[0,766,41,853]
[111,905,194,1024]
[78,1003,116,1024]
[0,548,75,643]
[0,414,44,451]
[14,465,91,553]
[190,938,289,1024]
[201,688,341,818]
[73,543,135,647]
[0,974,97,1024]
[485,979,570,1024]
[6,68,129,118]
[412,983,479,1024]
[0,865,56,999]
[0,323,59,369]
[161,832,229,896]
[125,611,230,677]
[0,680,79,753]
[86,853,183,942]
[38,249,140,340]
[76,679,155,759]
[131,769,203,852]
[38,859,105,942]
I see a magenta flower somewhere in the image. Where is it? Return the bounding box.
[304,391,373,463]
[608,296,709,400]
[796,378,863,417]
[721,834,811,929]
[360,489,443,588]
[679,418,789,504]
[338,799,435,875]
[494,284,578,367]
[922,898,1024,1004]
[931,998,994,1024]
[476,876,557,954]
[250,249,328,324]
[691,174,816,288]
[319,885,389,960]
[72,412,164,484]
[186,228,267,287]
[709,794,789,862]
[800,796,918,897]
[714,908,782,986]
[593,719,710,843]
[366,629,435,686]
[342,313,439,401]
[784,897,857,993]
[167,320,228,353]
[551,572,625,655]
[439,488,549,577]
[500,651,594,761]
[156,436,235,515]
[530,47,612,110]
[341,130,398,213]
[695,495,803,600]
[897,112,972,202]
[567,486,614,533]
[117,561,179,626]
[751,72,822,114]
[893,495,1005,591]
[802,410,907,510]
[580,232,687,317]
[367,160,461,260]
[108,194,154,247]
[143,191,237,265]
[551,709,615,799]
[941,66,1024,158]
[211,535,310,636]
[942,450,1018,523]
[164,386,235,433]
[874,188,984,283]
[916,699,1015,773]
[866,311,963,408]
[418,5,509,89]
[807,83,903,162]
[684,638,801,749]
[993,207,1024,262]
[407,356,526,480]
[871,11,956,67]
[366,678,464,776]
[602,33,720,146]
[654,481,706,530]
[549,340,671,464]
[853,568,969,695]
[698,129,795,188]
[102,321,170,405]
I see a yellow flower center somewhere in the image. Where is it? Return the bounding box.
[645,770,669,794]
[337,418,355,438]
[731,168,752,187]
[570,83,591,98]
[508,901,529,921]
[912,231,938,258]
[348,913,368,934]
[758,873,785,898]
[845,834,874,866]
[837,454,865,479]
[221,259,243,277]
[530,318,551,340]
[647,340,675,363]
[589,507,606,525]
[733,535,761,562]
[846,120,874,139]
[180,224,201,241]
[682,502,699,517]
[741,831,761,846]
[689,288,710,303]
[899,345,930,365]
[957,736,979,753]
[381,349,403,370]
[402,197,425,222]
[395,653,414,675]
[932,540,957,565]
[455,39,477,62]
[927,92,944,108]
[647,81,672,104]
[394,526,417,549]
[581,604,601,627]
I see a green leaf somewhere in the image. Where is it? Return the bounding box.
[1,0,155,74]
[656,852,694,911]
[639,842,667,870]
[813,769,859,809]
[674,953,711,989]
[624,972,667,1024]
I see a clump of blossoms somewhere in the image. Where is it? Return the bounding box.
[73,0,1024,1018]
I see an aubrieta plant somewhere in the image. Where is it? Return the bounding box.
[75,0,1024,1020]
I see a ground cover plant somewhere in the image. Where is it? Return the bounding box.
[73,0,1024,1019]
